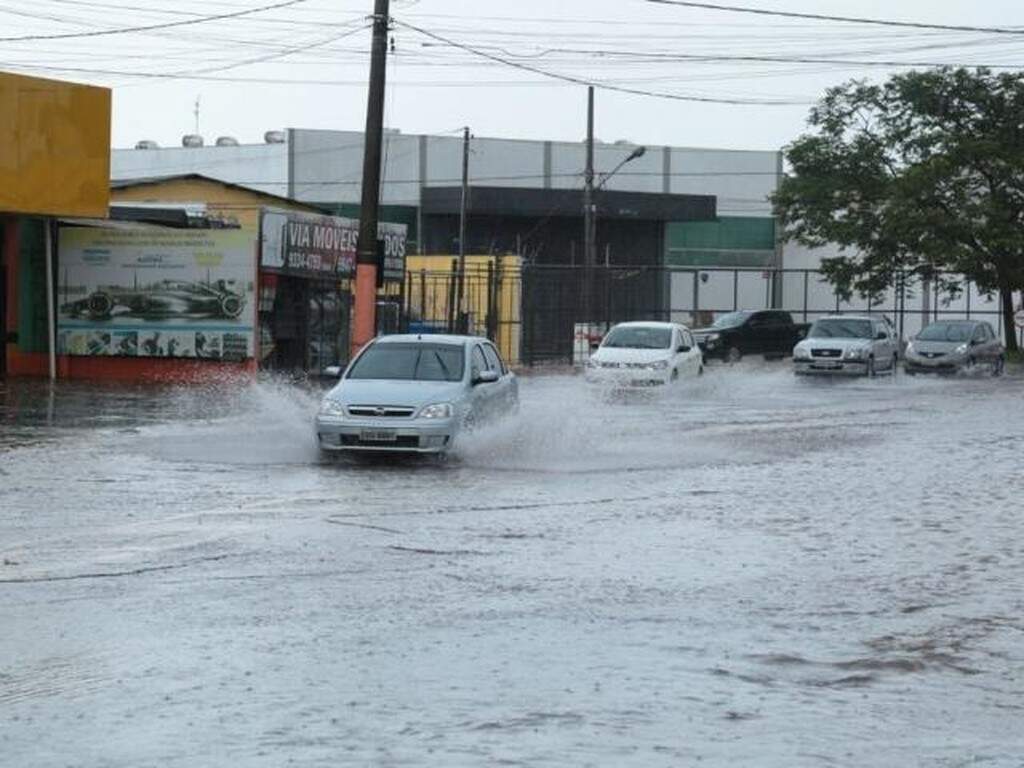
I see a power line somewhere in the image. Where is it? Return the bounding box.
[0,0,311,42]
[645,0,1024,36]
[391,18,812,106]
[537,47,1024,70]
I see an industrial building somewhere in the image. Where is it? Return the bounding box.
[112,128,783,270]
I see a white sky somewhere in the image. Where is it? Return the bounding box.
[3,0,1023,151]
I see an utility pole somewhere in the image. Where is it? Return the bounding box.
[582,86,595,324]
[456,126,470,333]
[351,0,390,356]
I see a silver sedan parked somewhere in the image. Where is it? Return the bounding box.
[316,334,518,455]
[904,320,1005,375]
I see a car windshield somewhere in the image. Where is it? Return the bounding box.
[917,323,973,342]
[347,343,465,382]
[808,318,873,339]
[602,326,672,349]
[711,311,750,329]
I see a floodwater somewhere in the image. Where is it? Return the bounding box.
[1,365,1022,767]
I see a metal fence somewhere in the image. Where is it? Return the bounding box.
[398,263,1015,366]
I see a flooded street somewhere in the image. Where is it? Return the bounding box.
[2,367,1022,766]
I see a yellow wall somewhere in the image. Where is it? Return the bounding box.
[0,71,110,217]
[110,177,320,234]
[405,254,522,365]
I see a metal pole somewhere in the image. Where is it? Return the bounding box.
[45,219,56,381]
[582,86,595,325]
[456,126,469,333]
[351,0,390,356]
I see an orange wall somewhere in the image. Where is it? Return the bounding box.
[0,71,111,218]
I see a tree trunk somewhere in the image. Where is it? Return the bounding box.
[1000,286,1019,353]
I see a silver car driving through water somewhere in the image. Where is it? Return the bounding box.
[316,334,518,455]
[904,320,1005,375]
[792,315,899,377]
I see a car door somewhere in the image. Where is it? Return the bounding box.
[482,342,515,414]
[467,344,492,425]
[873,320,896,368]
[744,312,773,354]
[971,323,993,365]
[983,322,1003,362]
[680,328,701,375]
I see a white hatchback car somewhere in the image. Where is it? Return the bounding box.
[584,321,704,387]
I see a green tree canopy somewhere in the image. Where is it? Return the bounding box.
[773,68,1024,349]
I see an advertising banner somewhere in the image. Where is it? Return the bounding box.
[261,209,407,281]
[57,228,256,361]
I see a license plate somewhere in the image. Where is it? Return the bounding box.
[360,429,397,442]
[812,363,841,370]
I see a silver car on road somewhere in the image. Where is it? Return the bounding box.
[793,315,899,377]
[316,334,518,455]
[904,320,1005,375]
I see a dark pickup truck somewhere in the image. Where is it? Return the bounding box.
[692,310,810,362]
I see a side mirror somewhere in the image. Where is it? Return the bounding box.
[323,365,343,378]
[677,345,691,352]
[875,331,887,340]
[473,369,500,385]
[589,339,601,351]
[970,338,983,346]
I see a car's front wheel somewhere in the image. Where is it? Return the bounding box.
[993,355,1005,377]
[725,346,742,364]
[865,357,876,378]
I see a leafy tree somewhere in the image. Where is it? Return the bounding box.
[773,68,1024,350]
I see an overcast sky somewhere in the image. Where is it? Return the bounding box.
[3,0,1023,151]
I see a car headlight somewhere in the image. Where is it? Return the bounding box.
[418,402,453,419]
[704,333,720,346]
[794,346,810,360]
[585,358,597,369]
[646,359,670,370]
[954,343,968,355]
[844,347,865,360]
[905,342,915,355]
[319,398,346,417]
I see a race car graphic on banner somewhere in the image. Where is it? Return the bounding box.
[57,228,256,360]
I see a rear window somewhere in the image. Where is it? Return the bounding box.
[347,343,465,382]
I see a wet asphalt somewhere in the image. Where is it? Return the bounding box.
[1,364,1022,767]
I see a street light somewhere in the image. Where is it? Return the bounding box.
[581,142,647,332]
[596,145,647,190]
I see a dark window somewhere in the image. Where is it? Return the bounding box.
[482,343,505,374]
[972,325,987,343]
[602,326,673,349]
[347,343,465,382]
[471,346,488,378]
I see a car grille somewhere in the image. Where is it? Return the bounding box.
[811,349,842,358]
[341,435,421,448]
[920,351,945,359]
[347,405,416,418]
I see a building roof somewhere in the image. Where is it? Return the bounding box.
[421,186,716,222]
[111,173,319,211]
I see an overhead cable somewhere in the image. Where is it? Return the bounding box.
[645,0,1024,36]
[0,0,311,42]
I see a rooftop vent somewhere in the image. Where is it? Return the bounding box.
[215,136,239,147]
[264,130,286,144]
[134,139,159,150]
[182,134,204,148]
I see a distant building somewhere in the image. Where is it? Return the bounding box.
[112,128,782,270]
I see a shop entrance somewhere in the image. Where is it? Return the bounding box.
[262,275,350,375]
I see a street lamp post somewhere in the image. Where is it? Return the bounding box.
[581,143,646,328]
